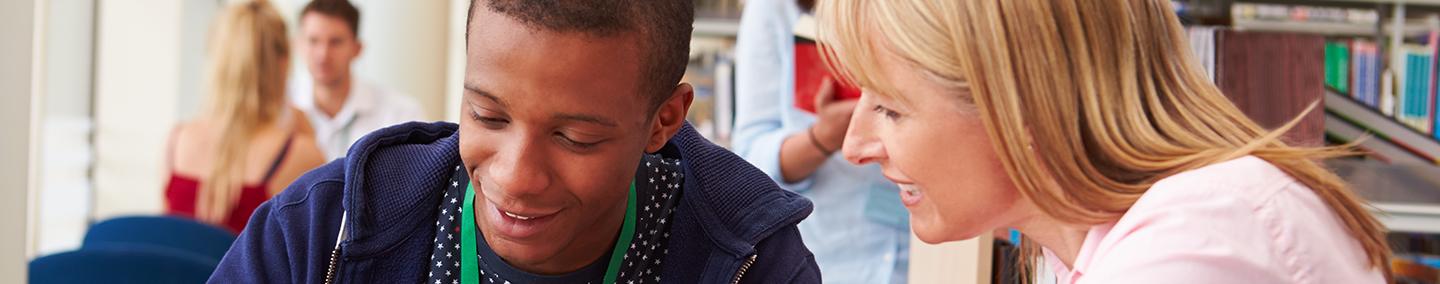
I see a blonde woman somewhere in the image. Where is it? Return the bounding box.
[165,0,325,233]
[820,0,1390,283]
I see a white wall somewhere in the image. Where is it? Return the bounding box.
[1,0,37,280]
[33,0,99,256]
[92,0,187,219]
[446,0,469,122]
[351,0,450,121]
[178,0,222,120]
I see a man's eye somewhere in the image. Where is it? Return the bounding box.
[555,133,602,150]
[470,111,509,128]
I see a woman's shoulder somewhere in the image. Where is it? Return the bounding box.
[1141,156,1297,206]
[266,116,328,195]
[1081,156,1383,283]
[1119,155,1308,237]
[1105,155,1298,243]
[169,119,216,172]
[279,112,327,170]
[172,119,211,146]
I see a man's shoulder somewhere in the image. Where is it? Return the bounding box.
[212,128,459,282]
[270,121,461,216]
[662,128,821,282]
[668,124,813,243]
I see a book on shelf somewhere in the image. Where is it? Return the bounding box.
[1188,26,1218,82]
[1392,18,1440,135]
[1398,44,1434,133]
[1215,30,1326,146]
[1350,40,1382,108]
[1326,40,1350,94]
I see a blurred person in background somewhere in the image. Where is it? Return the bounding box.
[731,0,909,282]
[164,0,326,234]
[292,0,423,160]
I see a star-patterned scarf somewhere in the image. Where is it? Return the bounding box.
[428,153,683,284]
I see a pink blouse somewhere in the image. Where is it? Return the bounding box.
[1043,156,1385,283]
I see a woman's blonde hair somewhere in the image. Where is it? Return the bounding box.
[817,0,1390,281]
[198,0,289,224]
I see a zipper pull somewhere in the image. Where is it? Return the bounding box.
[324,212,349,284]
[729,253,757,284]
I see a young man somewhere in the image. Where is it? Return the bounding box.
[210,0,821,283]
[293,0,423,160]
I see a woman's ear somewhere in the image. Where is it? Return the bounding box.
[645,83,695,153]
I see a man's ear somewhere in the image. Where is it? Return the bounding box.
[645,83,694,153]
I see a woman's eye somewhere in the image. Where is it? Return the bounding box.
[872,105,902,120]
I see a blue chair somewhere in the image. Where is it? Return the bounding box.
[81,215,236,262]
[29,246,217,284]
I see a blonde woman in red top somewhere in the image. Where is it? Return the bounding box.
[165,0,326,233]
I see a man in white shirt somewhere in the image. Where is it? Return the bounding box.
[292,0,423,160]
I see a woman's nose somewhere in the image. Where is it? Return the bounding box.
[842,106,885,165]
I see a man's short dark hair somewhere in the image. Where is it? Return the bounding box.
[301,0,361,37]
[467,0,695,111]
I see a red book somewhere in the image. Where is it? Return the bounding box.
[794,15,862,113]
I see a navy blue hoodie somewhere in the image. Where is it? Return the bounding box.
[208,121,820,283]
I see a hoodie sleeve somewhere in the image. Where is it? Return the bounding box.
[741,225,822,284]
[209,161,348,283]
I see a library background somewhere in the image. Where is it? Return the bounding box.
[1177,0,1440,282]
[4,0,1440,283]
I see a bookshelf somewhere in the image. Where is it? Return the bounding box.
[1326,112,1432,165]
[1188,1,1440,280]
[694,17,741,37]
[1242,0,1440,7]
[1326,89,1440,162]
[1233,18,1377,36]
[1375,204,1440,234]
[1332,156,1440,233]
[1231,18,1435,37]
[687,2,741,146]
[1326,99,1440,234]
[1197,0,1440,166]
[1327,0,1440,6]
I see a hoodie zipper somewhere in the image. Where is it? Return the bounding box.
[729,254,757,284]
[324,213,350,284]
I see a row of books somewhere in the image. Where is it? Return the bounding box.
[1323,31,1440,139]
[1231,3,1379,25]
[1326,40,1384,109]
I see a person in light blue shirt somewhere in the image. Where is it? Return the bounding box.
[731,0,909,283]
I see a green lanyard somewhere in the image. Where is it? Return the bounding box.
[460,180,637,284]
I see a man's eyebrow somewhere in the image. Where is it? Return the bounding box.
[554,113,618,127]
[464,83,616,127]
[464,83,507,107]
